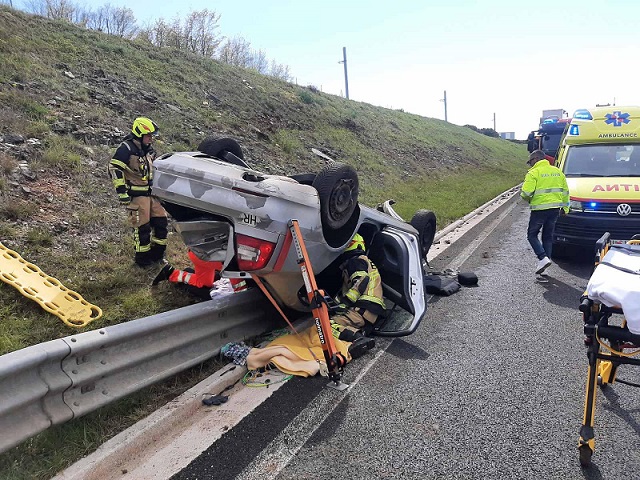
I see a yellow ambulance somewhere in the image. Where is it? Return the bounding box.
[553,106,640,252]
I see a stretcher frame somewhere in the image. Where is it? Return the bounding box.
[578,232,640,466]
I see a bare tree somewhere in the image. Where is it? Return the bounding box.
[107,5,137,38]
[137,18,171,48]
[184,9,223,57]
[161,16,182,50]
[87,4,137,38]
[269,60,292,82]
[24,0,73,19]
[218,36,252,67]
[247,49,268,74]
[49,0,75,19]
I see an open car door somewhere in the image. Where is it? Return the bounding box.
[367,227,427,337]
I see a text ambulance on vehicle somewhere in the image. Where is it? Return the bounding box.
[553,106,640,252]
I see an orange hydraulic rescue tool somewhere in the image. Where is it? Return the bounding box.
[287,219,349,389]
[251,219,349,390]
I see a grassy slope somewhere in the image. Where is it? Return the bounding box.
[0,6,526,477]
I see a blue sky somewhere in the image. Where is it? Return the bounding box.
[15,0,640,139]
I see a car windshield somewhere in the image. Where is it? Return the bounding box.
[563,144,640,177]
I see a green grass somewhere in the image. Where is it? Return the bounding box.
[0,200,37,220]
[25,228,52,247]
[273,129,304,155]
[373,162,525,225]
[40,136,84,171]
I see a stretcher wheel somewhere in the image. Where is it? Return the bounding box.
[596,375,608,389]
[579,444,593,467]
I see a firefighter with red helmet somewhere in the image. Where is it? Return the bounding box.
[109,117,168,267]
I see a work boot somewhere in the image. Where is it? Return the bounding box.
[348,335,375,359]
[135,250,155,268]
[152,264,175,286]
[535,256,552,274]
[149,244,167,263]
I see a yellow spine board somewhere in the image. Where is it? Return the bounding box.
[0,242,102,328]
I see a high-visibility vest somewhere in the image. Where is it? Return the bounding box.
[521,160,569,212]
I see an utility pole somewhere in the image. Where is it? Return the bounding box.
[338,47,349,99]
[440,90,448,122]
[493,112,496,131]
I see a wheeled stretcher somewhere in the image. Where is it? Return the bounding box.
[578,232,640,466]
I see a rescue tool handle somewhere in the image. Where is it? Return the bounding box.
[287,219,343,381]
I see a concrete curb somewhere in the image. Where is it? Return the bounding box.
[53,363,247,480]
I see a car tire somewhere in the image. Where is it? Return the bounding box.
[312,163,359,231]
[197,137,247,167]
[288,173,316,185]
[410,209,437,260]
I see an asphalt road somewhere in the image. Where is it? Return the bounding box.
[173,200,640,480]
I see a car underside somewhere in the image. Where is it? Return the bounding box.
[152,137,436,336]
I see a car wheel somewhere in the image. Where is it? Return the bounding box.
[197,137,248,167]
[312,163,359,231]
[410,209,436,259]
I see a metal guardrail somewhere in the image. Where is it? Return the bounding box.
[0,290,281,454]
[433,185,520,243]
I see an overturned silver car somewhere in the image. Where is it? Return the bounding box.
[152,138,436,337]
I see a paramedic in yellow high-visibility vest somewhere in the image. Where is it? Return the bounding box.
[520,150,570,275]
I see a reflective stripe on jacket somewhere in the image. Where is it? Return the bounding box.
[520,160,570,212]
[108,136,156,200]
[338,254,386,316]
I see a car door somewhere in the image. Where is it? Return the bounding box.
[367,227,427,337]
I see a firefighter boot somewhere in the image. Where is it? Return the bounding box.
[149,244,167,263]
[135,250,155,268]
[152,264,175,286]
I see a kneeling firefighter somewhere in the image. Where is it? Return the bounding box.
[108,117,168,267]
[331,233,386,358]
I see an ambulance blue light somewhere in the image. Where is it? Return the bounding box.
[569,125,580,136]
[573,109,593,120]
[590,202,597,208]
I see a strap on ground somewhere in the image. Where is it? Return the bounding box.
[0,242,102,328]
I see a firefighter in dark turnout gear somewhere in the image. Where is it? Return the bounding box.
[109,117,168,267]
[330,233,385,358]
